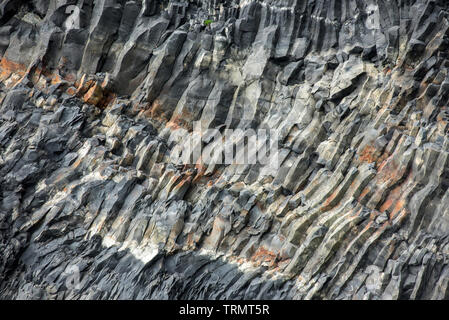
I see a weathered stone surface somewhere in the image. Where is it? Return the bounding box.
[0,0,449,300]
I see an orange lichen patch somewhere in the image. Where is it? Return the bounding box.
[255,201,266,211]
[404,64,416,73]
[375,152,390,169]
[100,73,114,91]
[0,58,27,84]
[147,99,170,123]
[1,57,77,92]
[394,208,409,225]
[359,187,371,202]
[33,65,67,83]
[276,259,291,270]
[76,74,96,96]
[66,86,77,96]
[322,189,338,207]
[437,108,448,122]
[167,116,186,130]
[391,198,406,218]
[285,125,300,144]
[102,91,117,108]
[40,68,75,89]
[71,157,83,169]
[166,108,194,131]
[83,83,104,105]
[348,206,363,219]
[171,175,192,193]
[379,197,394,213]
[320,188,342,212]
[0,58,26,76]
[185,233,195,247]
[251,247,277,267]
[437,109,449,132]
[379,185,403,213]
[373,219,391,236]
[359,144,379,163]
[192,163,208,184]
[131,102,149,115]
[361,220,374,233]
[80,81,116,108]
[101,77,109,89]
[30,68,50,90]
[1,57,113,108]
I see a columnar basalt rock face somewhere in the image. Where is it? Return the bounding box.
[0,0,449,300]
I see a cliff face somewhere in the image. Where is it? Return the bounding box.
[0,0,448,300]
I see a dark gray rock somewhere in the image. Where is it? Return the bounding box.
[0,0,448,301]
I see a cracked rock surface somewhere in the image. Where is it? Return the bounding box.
[0,0,449,300]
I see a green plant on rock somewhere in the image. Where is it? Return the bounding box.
[203,19,213,26]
